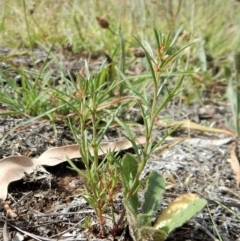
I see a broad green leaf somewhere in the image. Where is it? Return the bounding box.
[142,171,165,214]
[122,153,139,190]
[154,193,206,233]
[140,227,167,241]
[122,153,140,212]
[124,198,140,241]
[128,194,140,217]
[124,200,168,241]
[137,213,153,227]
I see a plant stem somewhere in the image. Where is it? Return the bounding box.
[234,32,240,135]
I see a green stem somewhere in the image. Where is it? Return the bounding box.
[234,32,240,135]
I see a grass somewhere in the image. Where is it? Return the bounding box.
[0,1,239,52]
[1,1,239,110]
[1,0,240,240]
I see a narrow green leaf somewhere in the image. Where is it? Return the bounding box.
[234,31,240,75]
[155,75,183,115]
[224,66,232,80]
[67,158,86,178]
[226,74,236,116]
[161,42,196,69]
[233,31,240,135]
[115,117,143,160]
[169,25,184,48]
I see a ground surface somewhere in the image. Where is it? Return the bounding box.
[0,47,240,241]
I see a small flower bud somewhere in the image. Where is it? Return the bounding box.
[161,54,170,61]
[155,67,161,72]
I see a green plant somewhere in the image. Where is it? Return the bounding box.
[122,170,206,241]
[81,216,93,231]
[0,2,239,239]
[66,28,206,240]
[0,45,85,119]
[112,29,206,240]
[65,61,127,232]
[0,63,56,117]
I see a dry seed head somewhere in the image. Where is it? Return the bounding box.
[29,3,36,15]
[155,67,161,72]
[96,17,109,29]
[75,90,84,100]
[132,48,146,58]
[160,43,165,54]
[178,30,191,42]
[63,43,73,51]
[104,53,113,63]
[154,43,165,57]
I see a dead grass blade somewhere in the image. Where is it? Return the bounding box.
[3,218,10,241]
[156,119,234,136]
[97,96,138,111]
[229,142,240,187]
